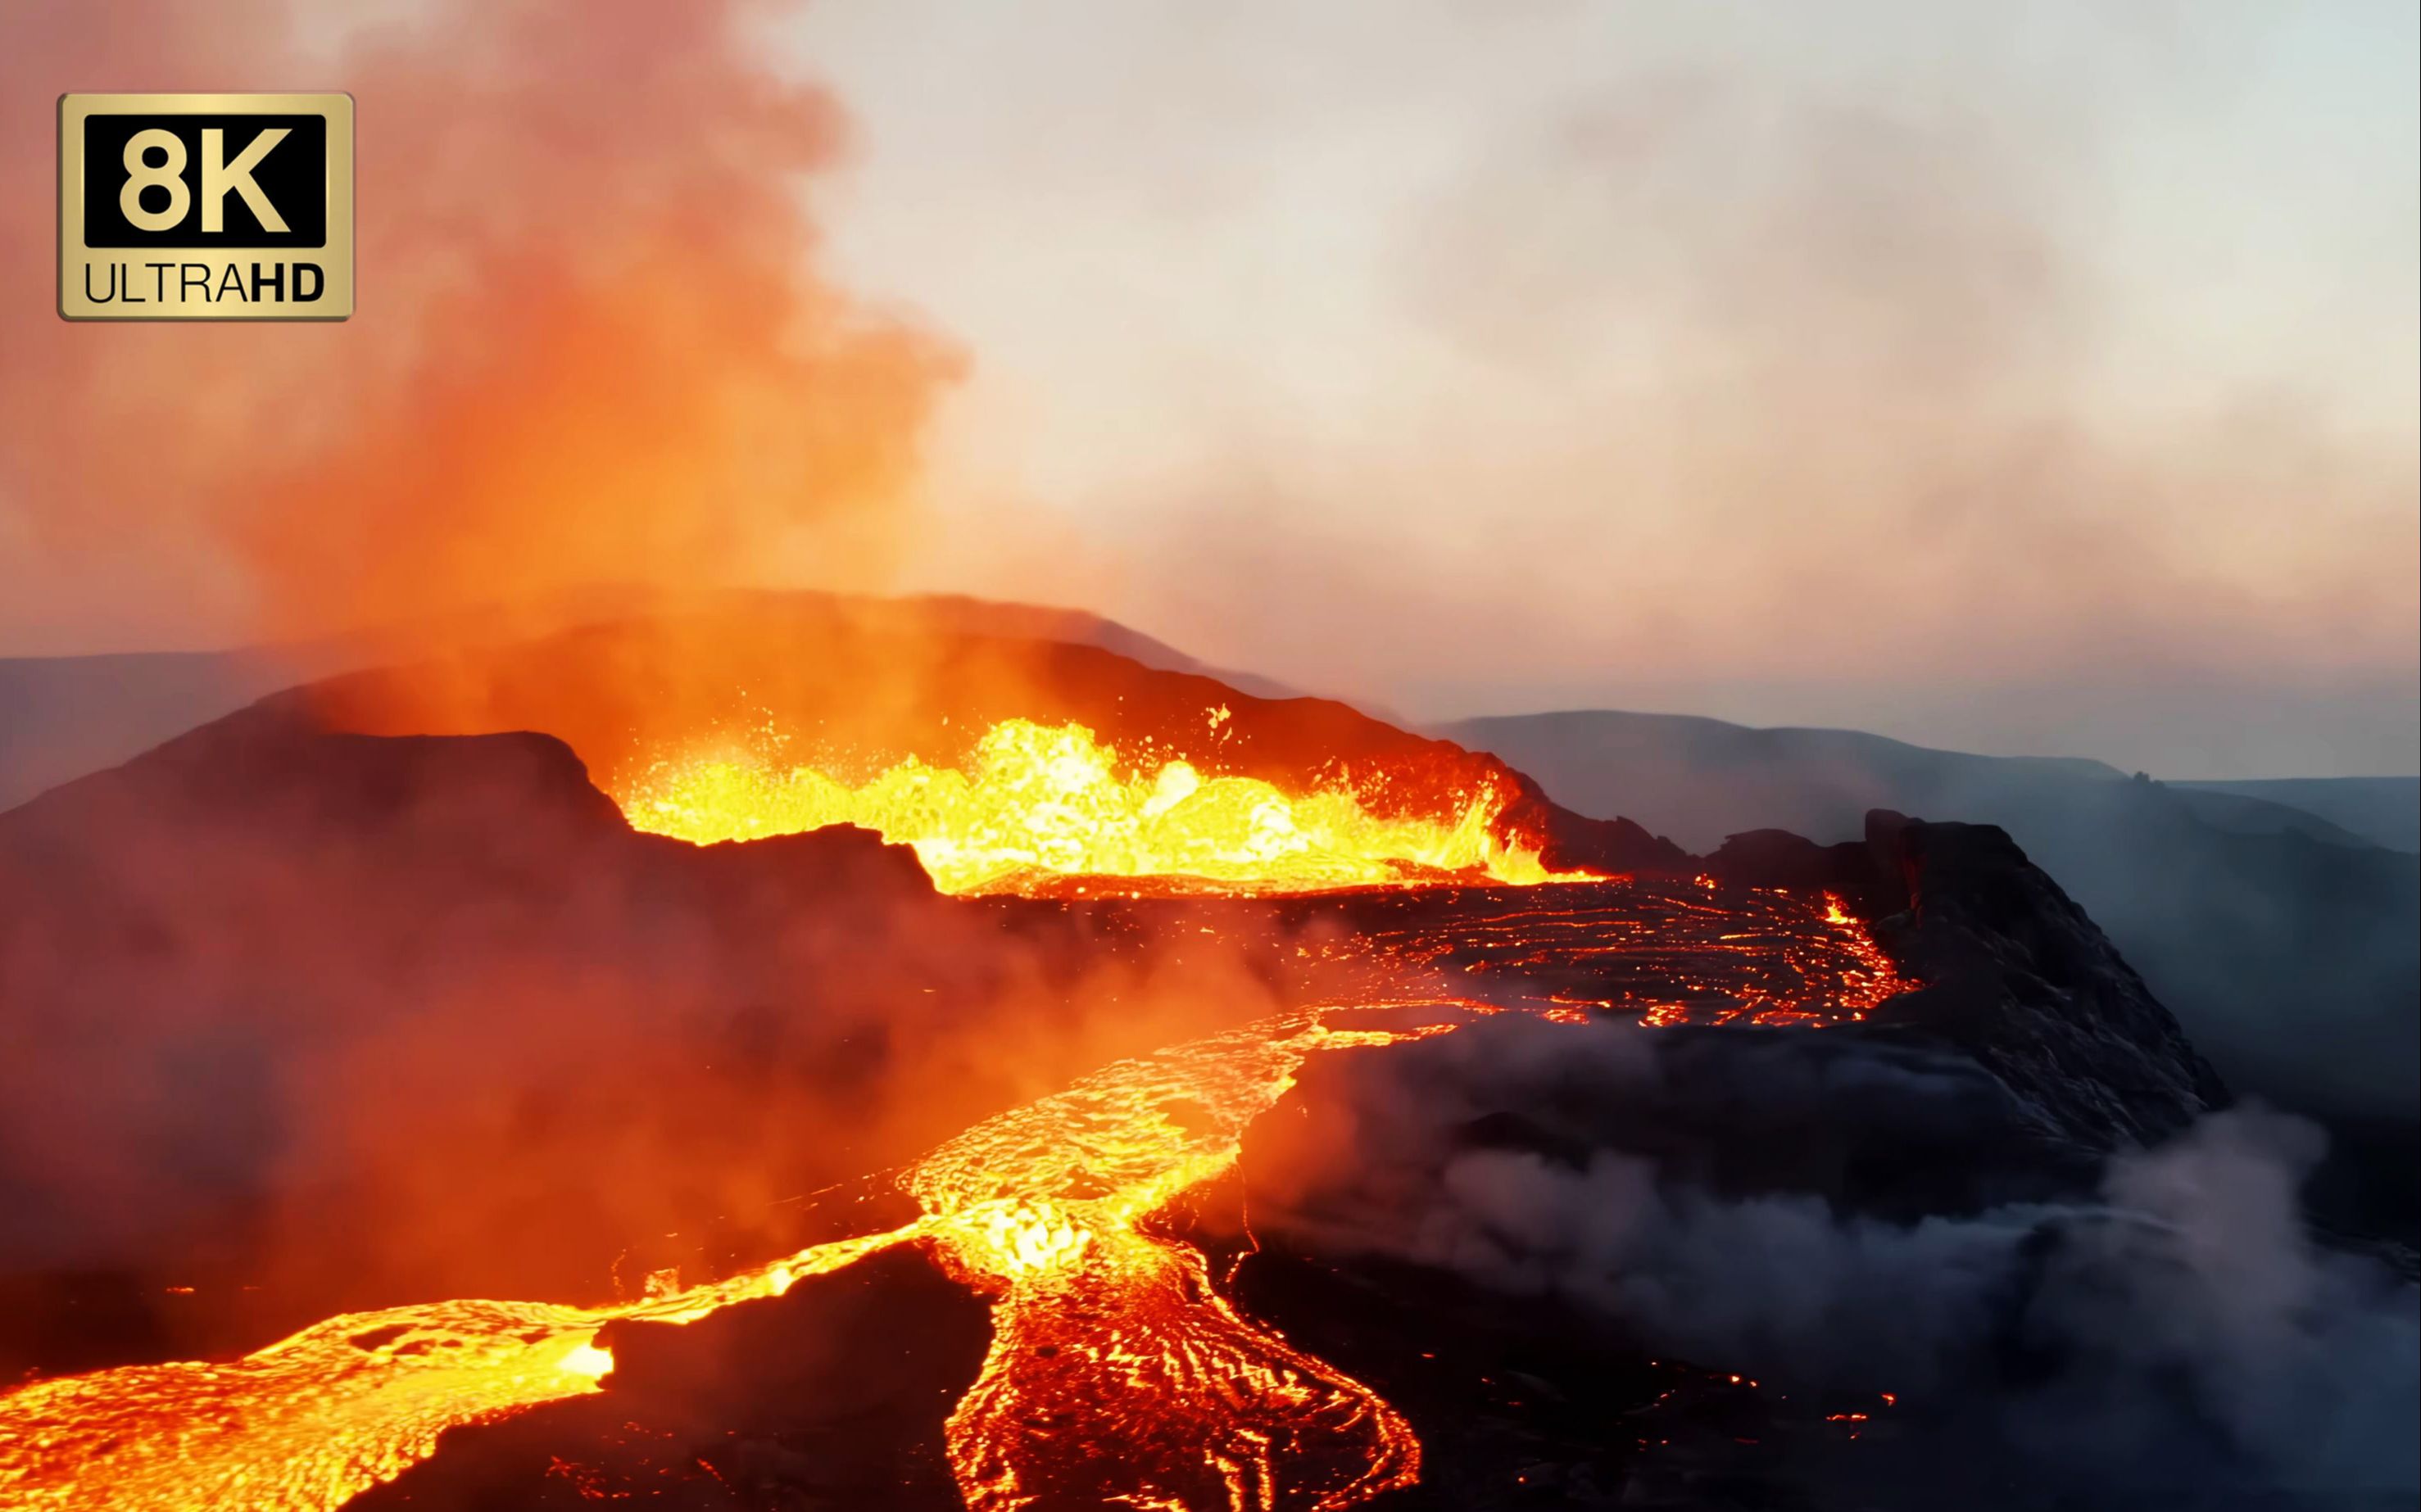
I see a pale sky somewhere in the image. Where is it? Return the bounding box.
[778,0,2419,777]
[2,0,2414,778]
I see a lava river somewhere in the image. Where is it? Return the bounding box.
[0,889,1905,1510]
[0,719,1911,1510]
[0,1004,1468,1510]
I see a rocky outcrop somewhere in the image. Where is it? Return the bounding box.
[350,1244,986,1511]
[1517,793,1694,876]
[1857,810,2230,1151]
[1710,809,2228,1152]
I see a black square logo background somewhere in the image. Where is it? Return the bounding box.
[80,113,327,248]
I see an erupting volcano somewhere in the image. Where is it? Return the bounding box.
[0,615,1938,1509]
[8,0,2408,1497]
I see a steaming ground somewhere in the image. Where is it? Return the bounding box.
[0,617,2406,1504]
[1244,1014,2421,1505]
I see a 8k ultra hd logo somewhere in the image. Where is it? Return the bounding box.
[59,93,354,321]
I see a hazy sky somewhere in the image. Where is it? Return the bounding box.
[2,0,2414,777]
[783,0,2419,776]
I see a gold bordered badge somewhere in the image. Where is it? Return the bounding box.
[59,92,353,321]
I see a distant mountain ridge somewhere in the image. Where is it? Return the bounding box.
[0,648,337,816]
[1441,708,2420,1145]
[1439,708,2390,853]
[2174,776,2419,853]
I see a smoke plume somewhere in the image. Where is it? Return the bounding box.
[1250,1014,2421,1499]
[2,0,957,649]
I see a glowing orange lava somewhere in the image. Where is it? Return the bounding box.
[618,718,1571,894]
[0,1006,1460,1512]
[0,876,1910,1509]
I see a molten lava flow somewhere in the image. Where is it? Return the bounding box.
[619,717,1566,894]
[0,883,1913,1510]
[911,1011,1454,1508]
[0,1228,914,1512]
[1340,880,1907,1026]
[0,1006,1455,1512]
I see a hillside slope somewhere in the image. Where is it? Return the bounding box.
[0,589,1298,813]
[2177,776,2419,853]
[1444,709,2420,1126]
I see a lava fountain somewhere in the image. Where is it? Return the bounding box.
[620,717,1573,894]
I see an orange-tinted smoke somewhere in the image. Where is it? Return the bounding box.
[1,0,959,645]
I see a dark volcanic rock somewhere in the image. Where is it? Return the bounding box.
[1703,826,1875,898]
[1450,707,2421,1134]
[1857,809,2228,1152]
[1521,797,1694,878]
[1711,808,2227,1152]
[1221,1243,1929,1512]
[1474,1028,2101,1220]
[350,1243,987,1510]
